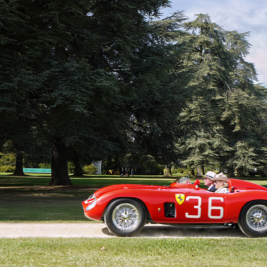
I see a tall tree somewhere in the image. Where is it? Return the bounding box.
[179,14,267,176]
[125,12,190,175]
[0,0,42,175]
[1,0,174,184]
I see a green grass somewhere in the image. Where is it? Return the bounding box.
[0,174,178,187]
[1,175,267,266]
[0,175,178,222]
[0,188,95,222]
[1,174,267,222]
[0,238,267,266]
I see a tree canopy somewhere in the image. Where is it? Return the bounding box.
[1,1,266,183]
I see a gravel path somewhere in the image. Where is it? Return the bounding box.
[0,223,245,238]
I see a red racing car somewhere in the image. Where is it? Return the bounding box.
[82,178,267,237]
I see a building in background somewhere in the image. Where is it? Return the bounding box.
[92,161,102,175]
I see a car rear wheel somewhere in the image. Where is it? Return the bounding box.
[238,201,267,237]
[104,198,146,237]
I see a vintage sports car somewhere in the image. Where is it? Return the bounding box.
[82,178,267,237]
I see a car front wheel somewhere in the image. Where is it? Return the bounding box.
[104,198,146,237]
[238,201,267,237]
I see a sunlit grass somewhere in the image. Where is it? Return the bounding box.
[0,238,267,266]
[0,174,178,187]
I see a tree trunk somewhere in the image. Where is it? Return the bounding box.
[201,166,205,176]
[13,152,25,176]
[227,166,235,177]
[50,137,72,185]
[164,165,172,177]
[191,169,195,176]
[196,165,203,177]
[73,159,83,177]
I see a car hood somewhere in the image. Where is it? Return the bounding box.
[93,184,168,197]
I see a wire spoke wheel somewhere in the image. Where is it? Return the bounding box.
[104,199,146,237]
[238,201,267,237]
[246,205,267,232]
[112,203,140,230]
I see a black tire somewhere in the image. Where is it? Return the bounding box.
[104,198,146,237]
[238,200,267,238]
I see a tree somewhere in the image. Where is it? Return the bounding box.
[1,0,175,184]
[124,12,190,176]
[0,0,42,176]
[179,14,267,176]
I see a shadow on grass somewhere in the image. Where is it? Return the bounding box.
[0,186,96,222]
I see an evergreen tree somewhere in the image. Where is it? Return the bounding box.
[126,12,190,175]
[0,0,42,175]
[1,0,174,184]
[179,14,267,176]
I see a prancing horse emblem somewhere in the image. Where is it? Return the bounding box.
[175,194,185,205]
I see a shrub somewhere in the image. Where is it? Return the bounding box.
[142,162,164,175]
[0,153,16,166]
[39,163,51,169]
[0,166,15,172]
[68,162,75,174]
[83,164,97,175]
[182,169,190,175]
[68,167,75,174]
[172,168,185,174]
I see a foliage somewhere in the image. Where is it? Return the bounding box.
[129,12,190,169]
[0,0,176,184]
[0,166,15,172]
[0,152,16,166]
[171,168,184,174]
[38,163,51,169]
[141,161,164,175]
[83,164,98,175]
[177,14,267,176]
[1,2,267,180]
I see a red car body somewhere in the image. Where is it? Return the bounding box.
[82,179,267,237]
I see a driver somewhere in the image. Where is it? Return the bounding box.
[204,171,217,192]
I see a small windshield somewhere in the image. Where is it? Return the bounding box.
[176,177,192,184]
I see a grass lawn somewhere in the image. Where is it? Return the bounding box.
[1,238,267,266]
[1,174,267,266]
[0,188,94,222]
[1,174,267,222]
[0,173,180,187]
[0,174,178,222]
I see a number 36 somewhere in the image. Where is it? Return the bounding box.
[185,196,224,219]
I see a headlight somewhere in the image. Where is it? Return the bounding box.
[85,195,96,211]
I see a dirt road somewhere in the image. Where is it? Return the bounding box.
[0,223,245,238]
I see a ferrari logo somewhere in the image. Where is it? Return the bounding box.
[175,194,185,205]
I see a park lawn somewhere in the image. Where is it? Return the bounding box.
[1,238,267,266]
[1,174,267,222]
[0,188,95,222]
[0,174,179,187]
[0,175,177,222]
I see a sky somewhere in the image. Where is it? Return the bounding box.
[161,0,267,86]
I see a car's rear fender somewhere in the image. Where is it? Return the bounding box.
[238,199,267,221]
[101,197,151,223]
